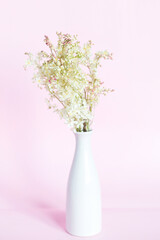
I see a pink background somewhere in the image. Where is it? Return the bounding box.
[0,0,160,239]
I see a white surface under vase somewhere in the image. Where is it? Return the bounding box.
[66,130,102,237]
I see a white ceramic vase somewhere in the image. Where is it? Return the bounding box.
[66,131,102,237]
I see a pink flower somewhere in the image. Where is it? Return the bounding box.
[44,35,53,48]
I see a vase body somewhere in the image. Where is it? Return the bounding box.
[66,131,102,237]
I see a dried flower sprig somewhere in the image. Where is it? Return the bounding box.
[24,32,114,132]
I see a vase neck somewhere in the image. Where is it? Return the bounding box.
[74,131,93,155]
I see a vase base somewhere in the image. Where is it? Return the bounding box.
[65,227,102,237]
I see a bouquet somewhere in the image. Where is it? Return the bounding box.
[24,32,114,132]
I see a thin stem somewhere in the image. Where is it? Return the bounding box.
[53,94,72,120]
[51,49,56,58]
[83,122,87,132]
[53,94,65,107]
[84,88,87,100]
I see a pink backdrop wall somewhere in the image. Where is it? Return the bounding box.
[0,0,160,238]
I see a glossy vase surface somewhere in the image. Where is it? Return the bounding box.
[66,131,102,237]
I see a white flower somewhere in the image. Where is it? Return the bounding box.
[25,32,114,132]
